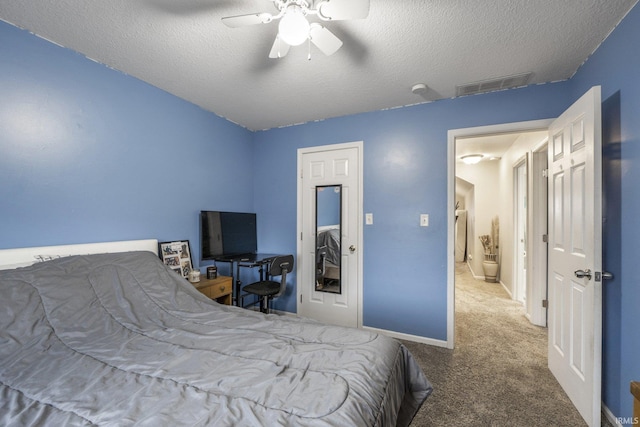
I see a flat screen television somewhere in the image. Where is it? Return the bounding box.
[200,211,257,260]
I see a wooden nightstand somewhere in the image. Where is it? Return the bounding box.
[193,275,232,305]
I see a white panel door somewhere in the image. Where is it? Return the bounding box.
[547,86,602,427]
[297,143,362,328]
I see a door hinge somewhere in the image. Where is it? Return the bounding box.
[300,294,302,303]
[300,232,303,240]
[542,299,548,308]
[542,168,549,178]
[542,234,548,243]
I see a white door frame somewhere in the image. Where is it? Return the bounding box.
[296,141,364,328]
[513,155,528,304]
[447,119,553,349]
[527,139,549,327]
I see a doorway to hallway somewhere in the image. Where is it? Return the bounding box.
[448,120,552,350]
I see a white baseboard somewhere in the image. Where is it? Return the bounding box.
[362,326,449,348]
[466,260,483,279]
[286,311,448,348]
[603,402,623,427]
[499,280,513,298]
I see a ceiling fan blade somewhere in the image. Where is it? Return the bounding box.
[317,0,369,20]
[222,12,272,28]
[269,36,291,59]
[309,24,343,56]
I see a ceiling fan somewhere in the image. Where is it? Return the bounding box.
[221,0,370,59]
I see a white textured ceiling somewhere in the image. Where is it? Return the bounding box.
[0,0,637,131]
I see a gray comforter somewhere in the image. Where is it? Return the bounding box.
[0,251,431,426]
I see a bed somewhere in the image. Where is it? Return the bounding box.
[316,226,341,285]
[0,239,432,426]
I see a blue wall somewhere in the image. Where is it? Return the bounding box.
[1,2,639,420]
[253,83,572,335]
[568,3,640,418]
[316,186,341,227]
[0,21,254,275]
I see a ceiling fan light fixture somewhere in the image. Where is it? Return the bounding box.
[278,5,310,46]
[222,0,369,58]
[461,154,484,165]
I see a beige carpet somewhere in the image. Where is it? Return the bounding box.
[404,262,608,426]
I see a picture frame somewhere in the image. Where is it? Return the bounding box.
[158,240,193,278]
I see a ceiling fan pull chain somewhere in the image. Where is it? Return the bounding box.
[307,36,311,60]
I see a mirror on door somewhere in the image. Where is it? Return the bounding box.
[315,185,342,294]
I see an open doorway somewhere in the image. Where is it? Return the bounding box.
[446,119,552,348]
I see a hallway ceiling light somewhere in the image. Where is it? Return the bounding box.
[460,154,484,164]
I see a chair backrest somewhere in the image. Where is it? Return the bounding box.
[269,255,294,298]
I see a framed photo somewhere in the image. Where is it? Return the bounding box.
[159,240,193,278]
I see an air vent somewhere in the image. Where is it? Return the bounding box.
[456,72,533,97]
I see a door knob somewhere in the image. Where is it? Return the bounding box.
[349,245,356,253]
[574,269,592,280]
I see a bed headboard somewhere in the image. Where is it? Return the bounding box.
[0,239,158,271]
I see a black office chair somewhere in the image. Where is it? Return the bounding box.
[242,255,294,314]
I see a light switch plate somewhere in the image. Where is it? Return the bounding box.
[420,214,429,227]
[365,213,373,225]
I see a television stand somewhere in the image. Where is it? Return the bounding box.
[214,253,282,307]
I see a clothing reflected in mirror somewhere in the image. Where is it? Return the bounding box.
[315,185,341,294]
